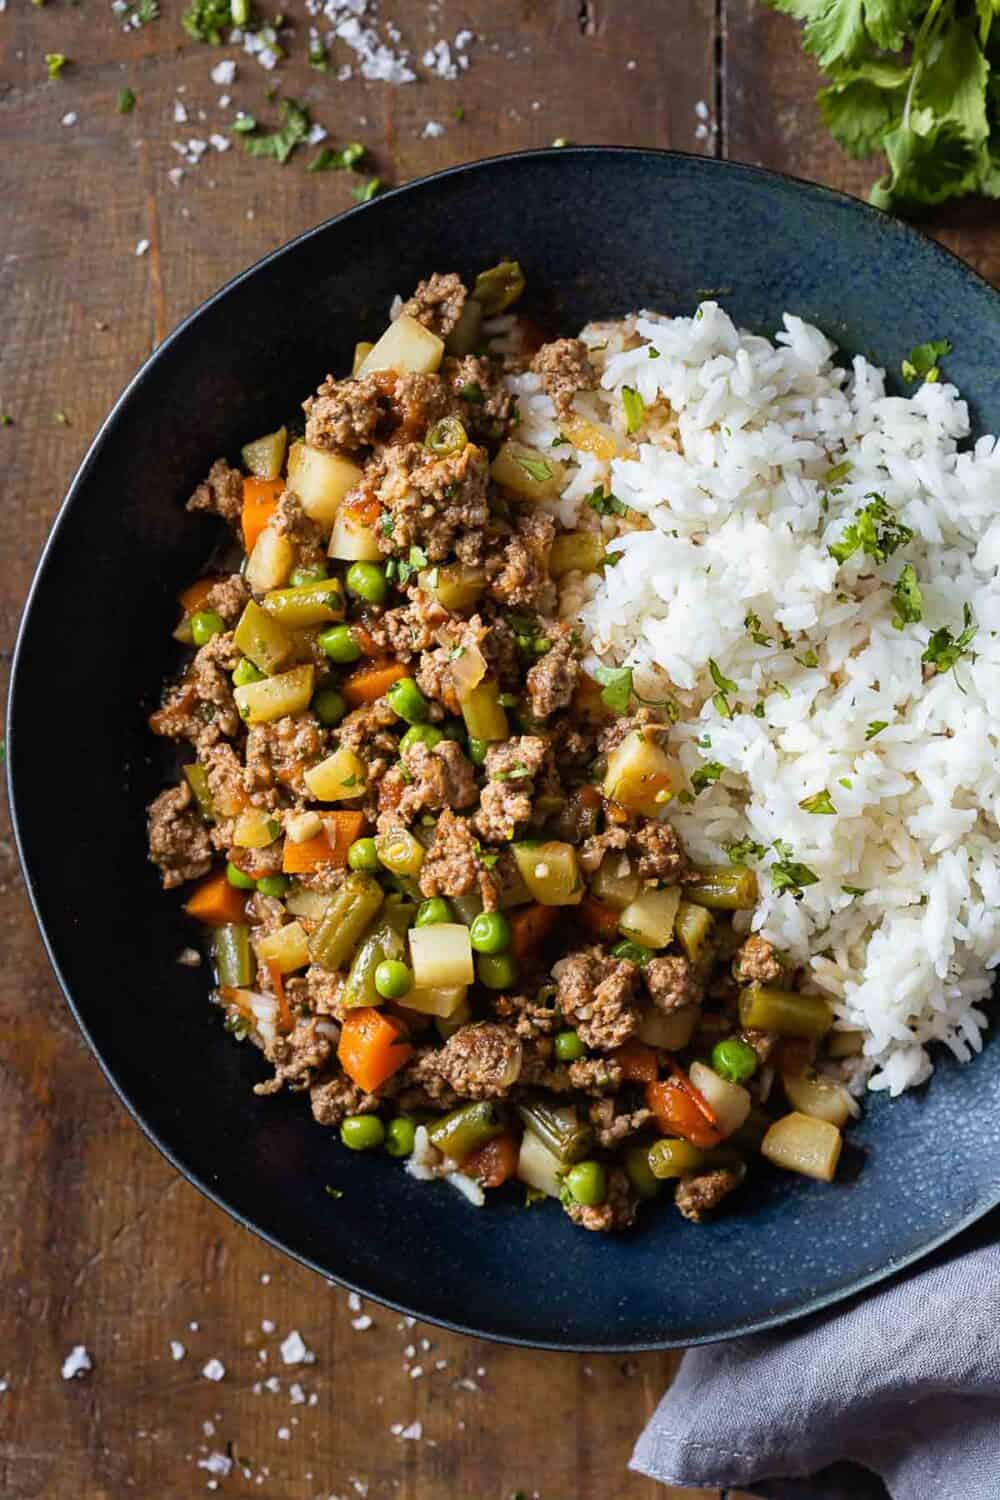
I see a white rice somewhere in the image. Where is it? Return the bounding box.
[512,301,1000,1096]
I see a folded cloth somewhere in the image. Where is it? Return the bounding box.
[631,1217,1000,1500]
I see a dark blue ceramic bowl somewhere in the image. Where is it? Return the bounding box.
[9,148,1000,1350]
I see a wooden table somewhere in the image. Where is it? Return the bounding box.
[2,4,997,1496]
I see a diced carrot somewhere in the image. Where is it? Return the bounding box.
[646,1078,723,1149]
[266,962,293,1034]
[282,813,368,873]
[579,895,621,942]
[509,902,559,963]
[179,576,217,614]
[184,870,248,926]
[461,1132,520,1189]
[613,1039,659,1083]
[342,659,409,707]
[338,1007,414,1094]
[343,491,382,527]
[324,811,367,864]
[242,477,283,553]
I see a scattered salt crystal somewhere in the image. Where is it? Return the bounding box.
[409,1366,423,1379]
[347,1292,361,1313]
[257,1350,268,1362]
[135,239,150,257]
[435,1359,448,1370]
[403,1344,415,1359]
[260,1273,271,1285]
[170,1341,186,1360]
[403,1316,415,1328]
[421,120,445,138]
[280,1330,314,1365]
[202,1420,215,1437]
[173,101,188,123]
[308,1392,319,1406]
[307,122,328,145]
[209,133,231,152]
[61,1346,92,1380]
[0,1379,9,1393]
[218,93,231,108]
[261,1319,275,1334]
[351,1315,373,1331]
[189,1321,200,1332]
[265,1376,281,1393]
[420,1338,431,1351]
[454,1377,478,1392]
[476,1366,486,1377]
[277,1425,291,1441]
[626,58,637,69]
[61,111,78,127]
[390,1423,403,1436]
[210,59,237,85]
[201,1359,225,1382]
[455,29,473,49]
[289,1382,305,1404]
[399,1421,422,1440]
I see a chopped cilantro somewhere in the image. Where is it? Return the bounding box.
[865,721,888,740]
[231,113,256,133]
[515,453,552,483]
[690,761,724,794]
[324,1185,343,1199]
[648,347,661,359]
[725,836,767,866]
[611,939,655,966]
[352,176,383,203]
[677,789,695,805]
[454,104,466,122]
[922,603,976,675]
[245,99,311,165]
[795,649,820,668]
[593,664,633,715]
[585,484,627,517]
[892,563,923,629]
[901,339,951,384]
[769,850,820,898]
[309,141,365,172]
[799,789,836,815]
[745,610,773,646]
[182,0,235,45]
[308,37,328,69]
[841,885,866,898]
[829,494,913,566]
[45,53,68,79]
[380,512,395,535]
[621,386,646,434]
[824,460,852,485]
[116,86,136,114]
[708,658,737,719]
[838,777,853,789]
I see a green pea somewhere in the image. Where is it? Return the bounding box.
[624,1143,661,1201]
[256,874,291,898]
[384,1116,417,1158]
[340,1114,386,1151]
[467,737,489,766]
[399,723,443,753]
[565,1160,607,1207]
[233,657,265,687]
[225,861,257,890]
[469,910,512,955]
[190,609,225,646]
[347,836,380,873]
[416,897,454,927]
[312,687,347,726]
[386,676,429,724]
[319,624,362,664]
[711,1037,759,1084]
[554,1029,585,1063]
[477,952,518,990]
[290,563,329,587]
[374,959,412,1000]
[346,560,388,605]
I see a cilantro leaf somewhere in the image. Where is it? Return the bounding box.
[892,562,923,628]
[769,848,820,897]
[117,86,136,114]
[515,453,552,483]
[725,836,768,865]
[621,386,646,434]
[901,338,952,382]
[46,52,68,79]
[309,142,365,172]
[182,0,233,44]
[865,720,888,740]
[593,664,633,715]
[585,485,627,517]
[829,493,912,565]
[745,609,774,646]
[690,761,724,794]
[818,63,906,157]
[799,789,837,814]
[244,99,311,165]
[708,658,737,695]
[922,603,977,674]
[352,177,383,203]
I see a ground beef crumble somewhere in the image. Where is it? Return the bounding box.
[418,808,499,910]
[147,781,213,889]
[187,458,243,526]
[733,935,783,985]
[376,441,490,564]
[553,948,639,1051]
[531,338,597,417]
[402,272,467,340]
[674,1166,744,1222]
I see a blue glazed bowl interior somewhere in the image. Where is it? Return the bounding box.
[9,149,1000,1350]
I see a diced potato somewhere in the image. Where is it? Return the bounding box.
[234,664,314,725]
[374,827,425,879]
[458,678,509,742]
[409,923,474,988]
[303,746,367,802]
[285,889,333,921]
[329,506,382,561]
[234,599,295,674]
[782,1069,853,1128]
[241,426,288,481]
[589,855,641,912]
[444,297,483,356]
[287,441,364,530]
[636,1002,699,1050]
[491,441,567,503]
[358,313,444,376]
[352,340,374,375]
[262,577,345,628]
[417,563,486,610]
[603,729,680,816]
[761,1111,843,1182]
[285,810,324,844]
[246,524,295,593]
[560,415,619,461]
[233,807,281,849]
[549,531,606,578]
[516,1127,563,1199]
[618,885,681,949]
[674,900,715,962]
[511,841,583,906]
[256,920,310,975]
[403,983,469,1018]
[689,1060,752,1139]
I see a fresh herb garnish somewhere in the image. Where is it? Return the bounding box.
[795,649,820,668]
[352,176,383,203]
[514,454,552,483]
[45,53,68,79]
[244,99,311,165]
[725,836,767,865]
[708,657,737,718]
[892,562,923,628]
[324,1185,343,1199]
[769,846,820,898]
[922,603,977,674]
[902,338,952,384]
[829,493,912,565]
[690,761,724,794]
[621,386,646,434]
[866,721,888,740]
[824,460,852,485]
[459,381,484,404]
[308,37,328,69]
[842,885,866,898]
[593,664,633,715]
[116,86,136,114]
[799,789,836,815]
[611,939,655,966]
[585,484,627,517]
[745,609,773,646]
[309,141,365,172]
[182,0,234,44]
[231,113,256,133]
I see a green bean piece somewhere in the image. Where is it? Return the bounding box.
[262,579,345,629]
[564,1160,607,1207]
[319,624,362,664]
[554,1029,585,1063]
[684,865,759,911]
[385,1116,417,1158]
[225,861,257,891]
[308,873,385,972]
[312,687,347,726]
[624,1143,661,1200]
[399,723,444,753]
[472,259,526,315]
[214,924,255,988]
[347,836,380,873]
[425,416,468,457]
[674,900,715,961]
[738,983,833,1040]
[183,763,215,821]
[386,676,429,724]
[232,657,265,688]
[289,563,329,587]
[711,1036,758,1083]
[340,1114,386,1151]
[415,897,454,927]
[428,1101,505,1160]
[477,952,518,990]
[516,1100,593,1165]
[469,910,512,955]
[256,874,291,898]
[374,959,412,1000]
[374,827,425,879]
[346,560,388,605]
[467,736,489,766]
[341,898,413,1008]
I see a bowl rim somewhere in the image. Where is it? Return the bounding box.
[8,144,1000,1352]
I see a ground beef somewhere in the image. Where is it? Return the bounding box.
[674,1166,744,1222]
[472,734,548,844]
[245,714,328,805]
[376,441,490,564]
[379,739,478,828]
[272,491,327,570]
[303,372,389,452]
[304,964,346,1018]
[402,272,467,340]
[491,989,562,1040]
[632,820,689,883]
[531,338,597,417]
[204,572,250,624]
[397,1046,462,1111]
[486,509,556,613]
[733,935,783,985]
[567,1056,624,1095]
[418,808,499,910]
[598,708,667,755]
[588,1099,653,1150]
[369,599,448,661]
[578,825,630,874]
[231,839,285,880]
[645,955,702,1013]
[547,716,599,774]
[525,625,580,718]
[255,1016,336,1096]
[563,1166,636,1233]
[147,781,213,889]
[415,646,461,714]
[337,697,400,758]
[186,458,243,526]
[446,354,516,443]
[553,948,639,1051]
[390,373,460,441]
[416,1023,522,1102]
[200,741,249,822]
[149,632,242,750]
[310,1073,382,1126]
[244,891,288,935]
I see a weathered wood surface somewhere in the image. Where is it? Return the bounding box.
[0,2,995,1496]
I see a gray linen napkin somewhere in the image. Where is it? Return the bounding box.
[631,1222,1000,1500]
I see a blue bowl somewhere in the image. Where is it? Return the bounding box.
[9,148,1000,1350]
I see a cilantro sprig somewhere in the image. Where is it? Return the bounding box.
[829,493,912,565]
[902,338,952,383]
[922,602,977,675]
[244,98,311,164]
